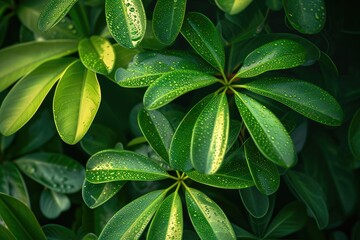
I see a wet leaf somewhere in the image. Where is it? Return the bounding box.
[86,150,170,183]
[215,0,253,15]
[40,189,71,219]
[349,108,360,159]
[239,186,269,218]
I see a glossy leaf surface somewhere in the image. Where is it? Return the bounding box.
[215,0,253,15]
[86,150,170,183]
[147,192,183,240]
[79,36,115,75]
[144,70,218,110]
[185,187,236,240]
[0,40,78,92]
[0,58,75,136]
[235,39,306,78]
[349,109,360,159]
[40,189,71,219]
[0,193,46,240]
[53,61,101,144]
[99,190,166,239]
[105,0,146,48]
[15,152,85,194]
[153,0,186,45]
[181,12,225,72]
[234,92,296,168]
[243,77,344,126]
[239,186,269,218]
[191,92,229,174]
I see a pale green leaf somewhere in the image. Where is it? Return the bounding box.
[215,0,253,15]
[40,189,71,219]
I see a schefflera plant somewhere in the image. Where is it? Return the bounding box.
[115,12,344,183]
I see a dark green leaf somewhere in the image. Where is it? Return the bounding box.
[232,224,257,239]
[42,224,76,240]
[144,70,218,110]
[53,60,101,144]
[0,40,78,92]
[105,0,146,48]
[243,77,344,126]
[82,180,125,209]
[147,192,183,240]
[244,139,280,195]
[239,186,269,218]
[283,0,326,34]
[249,194,276,237]
[153,0,186,45]
[349,108,360,159]
[0,224,16,240]
[234,91,296,168]
[266,0,283,10]
[15,152,85,194]
[80,124,118,155]
[0,193,46,240]
[181,12,225,72]
[82,233,98,240]
[86,150,170,183]
[234,39,306,78]
[185,187,236,240]
[0,58,75,136]
[99,190,166,239]
[352,221,360,240]
[285,170,329,229]
[226,120,242,152]
[38,0,78,31]
[40,189,71,219]
[215,0,253,15]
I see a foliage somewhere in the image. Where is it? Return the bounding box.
[0,0,359,239]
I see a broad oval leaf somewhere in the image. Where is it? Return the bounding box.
[86,150,170,183]
[234,92,296,168]
[170,94,214,172]
[0,58,75,136]
[42,224,76,240]
[153,0,186,45]
[185,187,236,240]
[234,39,306,78]
[243,77,344,126]
[244,139,280,195]
[181,12,225,72]
[283,0,326,34]
[349,108,360,159]
[215,0,253,15]
[144,70,219,110]
[40,189,71,219]
[99,189,166,240]
[15,152,85,194]
[53,61,101,144]
[285,170,329,229]
[0,193,46,240]
[191,92,229,174]
[147,192,183,240]
[82,179,125,209]
[105,0,146,48]
[138,108,174,162]
[79,36,115,75]
[38,0,78,31]
[0,40,78,92]
[239,186,269,218]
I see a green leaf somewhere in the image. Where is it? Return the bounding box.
[79,36,115,75]
[40,189,71,219]
[53,60,101,144]
[283,0,326,34]
[185,187,236,240]
[244,139,280,195]
[232,224,257,239]
[0,58,75,136]
[147,192,183,240]
[242,77,344,126]
[38,0,78,31]
[234,91,296,168]
[181,12,225,72]
[234,39,306,78]
[105,0,146,48]
[349,108,360,159]
[86,150,170,183]
[153,0,186,45]
[116,51,215,88]
[285,170,328,229]
[264,202,307,238]
[170,94,214,172]
[42,224,76,240]
[138,108,174,162]
[82,179,125,209]
[0,224,16,240]
[239,186,269,218]
[266,0,283,10]
[144,70,218,110]
[0,40,78,92]
[215,0,253,15]
[191,92,229,174]
[82,233,98,240]
[80,124,118,155]
[226,120,242,152]
[15,152,85,194]
[99,189,166,240]
[0,193,46,240]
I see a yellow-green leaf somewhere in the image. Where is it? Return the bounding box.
[215,0,253,15]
